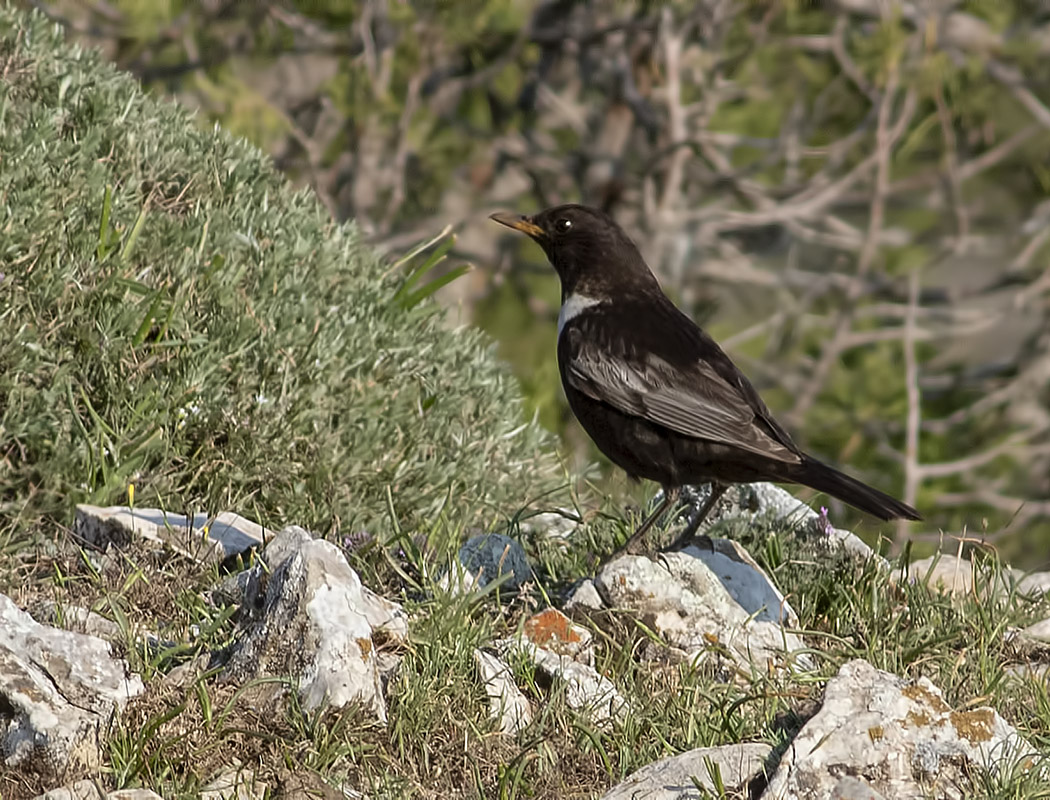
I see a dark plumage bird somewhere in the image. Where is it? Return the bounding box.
[490,204,921,553]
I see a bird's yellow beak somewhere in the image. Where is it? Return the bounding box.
[489,211,545,239]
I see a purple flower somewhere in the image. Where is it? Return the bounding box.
[817,506,834,536]
[343,530,373,551]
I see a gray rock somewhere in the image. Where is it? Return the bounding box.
[595,548,808,674]
[1018,616,1050,644]
[222,526,407,721]
[458,533,533,591]
[33,785,164,800]
[474,649,533,735]
[1,594,144,773]
[29,600,124,642]
[1018,571,1050,597]
[600,742,773,799]
[201,762,267,800]
[764,659,1035,800]
[75,504,266,564]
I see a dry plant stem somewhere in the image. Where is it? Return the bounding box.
[934,81,969,245]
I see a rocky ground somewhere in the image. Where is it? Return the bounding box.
[4,483,1049,799]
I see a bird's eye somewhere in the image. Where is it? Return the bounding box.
[554,218,573,233]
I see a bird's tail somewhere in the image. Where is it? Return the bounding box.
[784,456,921,521]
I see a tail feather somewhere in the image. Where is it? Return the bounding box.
[785,457,921,521]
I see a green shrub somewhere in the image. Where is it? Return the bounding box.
[0,9,561,548]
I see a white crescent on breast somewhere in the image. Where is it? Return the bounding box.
[557,294,603,337]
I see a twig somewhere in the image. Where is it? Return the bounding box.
[933,80,969,246]
[898,267,921,545]
[791,50,909,423]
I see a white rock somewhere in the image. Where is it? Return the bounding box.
[508,640,628,725]
[201,762,267,800]
[29,600,123,642]
[496,609,627,726]
[1018,571,1050,597]
[601,742,773,799]
[522,608,594,664]
[222,526,407,722]
[474,650,533,735]
[75,504,266,564]
[764,659,1036,800]
[518,509,580,541]
[1018,616,1050,644]
[908,554,1021,599]
[908,554,976,595]
[436,560,479,596]
[32,781,104,800]
[1,594,144,773]
[564,578,605,611]
[33,786,164,800]
[596,549,808,674]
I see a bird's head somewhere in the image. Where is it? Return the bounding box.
[489,204,659,298]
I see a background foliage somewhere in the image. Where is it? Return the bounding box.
[17,0,1050,566]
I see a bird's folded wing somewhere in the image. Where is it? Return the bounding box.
[566,346,799,463]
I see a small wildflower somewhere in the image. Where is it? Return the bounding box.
[817,506,834,536]
[128,483,135,508]
[343,530,373,551]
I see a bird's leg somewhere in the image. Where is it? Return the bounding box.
[620,486,680,555]
[665,482,729,551]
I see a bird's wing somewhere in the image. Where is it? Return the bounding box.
[564,336,801,464]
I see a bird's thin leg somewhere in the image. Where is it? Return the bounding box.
[620,486,679,555]
[665,482,729,551]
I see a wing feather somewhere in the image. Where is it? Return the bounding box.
[565,336,800,463]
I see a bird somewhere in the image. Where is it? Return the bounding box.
[490,204,921,554]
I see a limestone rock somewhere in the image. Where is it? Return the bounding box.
[498,608,627,726]
[474,649,533,735]
[595,548,808,674]
[29,600,124,643]
[1018,571,1050,597]
[601,742,773,800]
[564,578,605,611]
[522,608,593,664]
[33,785,164,800]
[201,763,267,800]
[75,504,265,564]
[679,482,880,562]
[764,659,1036,800]
[221,526,407,721]
[1,594,144,774]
